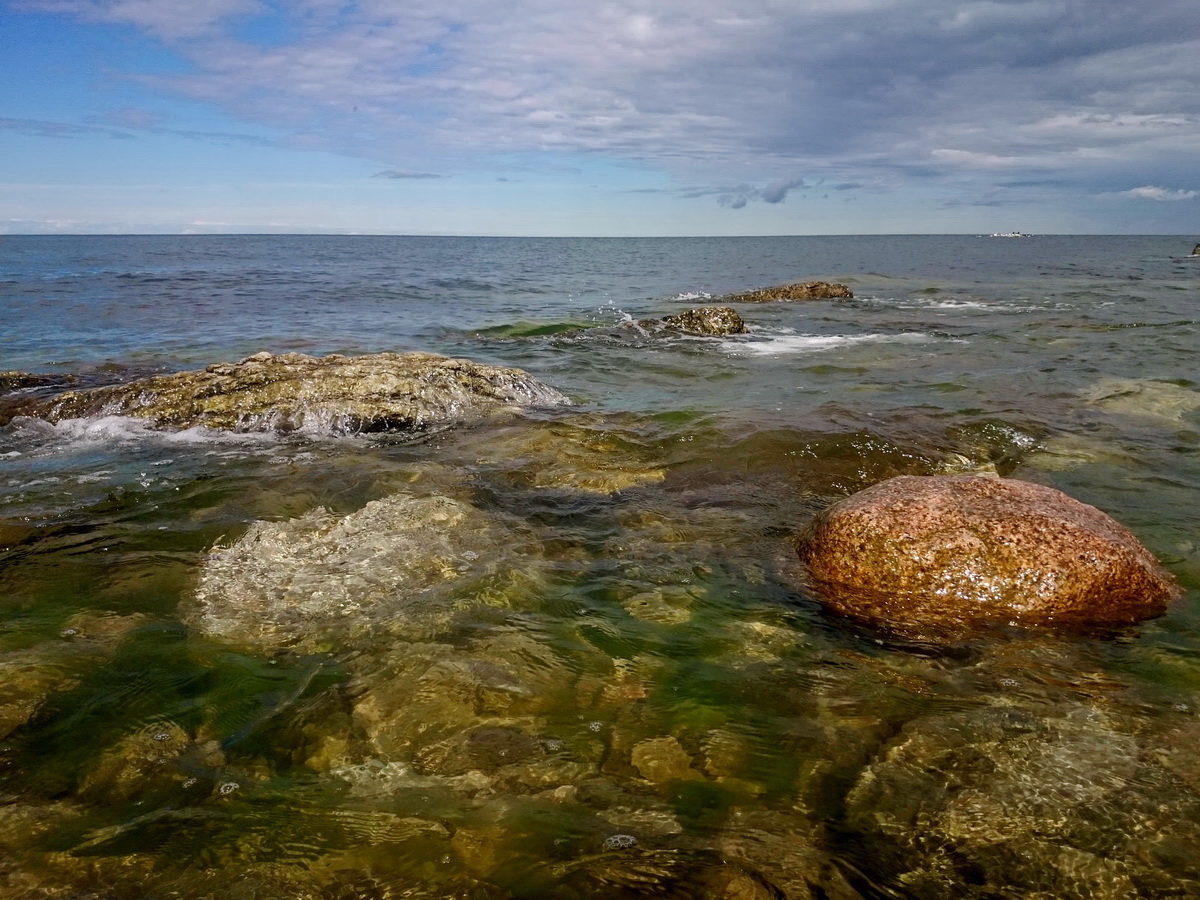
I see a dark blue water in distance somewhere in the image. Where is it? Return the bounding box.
[0,234,1198,897]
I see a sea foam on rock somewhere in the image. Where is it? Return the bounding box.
[796,475,1177,637]
[18,351,570,434]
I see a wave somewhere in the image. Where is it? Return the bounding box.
[2,415,280,458]
[858,295,1067,313]
[720,331,938,356]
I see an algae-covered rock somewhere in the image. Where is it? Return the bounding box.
[630,736,703,785]
[658,306,747,336]
[725,282,853,302]
[796,475,1177,638]
[845,704,1200,898]
[658,807,862,900]
[544,848,784,899]
[20,351,570,434]
[452,415,667,494]
[0,612,146,740]
[346,631,598,774]
[77,721,209,804]
[1080,376,1200,425]
[189,493,543,652]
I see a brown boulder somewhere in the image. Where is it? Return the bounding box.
[726,281,852,302]
[795,475,1177,636]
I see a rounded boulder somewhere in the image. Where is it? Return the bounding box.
[795,475,1178,636]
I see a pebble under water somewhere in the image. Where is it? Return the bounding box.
[1,234,1199,898]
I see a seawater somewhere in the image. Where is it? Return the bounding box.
[1,234,1199,897]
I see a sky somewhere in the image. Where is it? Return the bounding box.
[2,0,1199,236]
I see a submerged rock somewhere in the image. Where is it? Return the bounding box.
[189,493,543,652]
[545,849,784,899]
[451,414,667,494]
[796,475,1177,637]
[630,736,703,785]
[1,612,145,740]
[17,351,570,434]
[845,704,1200,898]
[0,370,77,393]
[1081,376,1200,425]
[657,306,747,336]
[725,282,853,302]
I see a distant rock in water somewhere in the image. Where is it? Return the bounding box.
[796,475,1177,637]
[1191,242,1200,257]
[14,351,570,434]
[725,281,853,302]
[0,371,78,394]
[640,306,746,336]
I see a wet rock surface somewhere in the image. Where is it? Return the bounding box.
[656,306,747,335]
[725,282,853,302]
[845,703,1200,898]
[11,351,570,434]
[796,475,1177,637]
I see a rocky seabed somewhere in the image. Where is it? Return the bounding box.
[0,291,1197,899]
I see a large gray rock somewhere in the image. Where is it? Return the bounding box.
[188,493,543,652]
[796,475,1177,637]
[15,351,570,434]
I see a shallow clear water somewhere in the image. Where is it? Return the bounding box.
[1,234,1198,898]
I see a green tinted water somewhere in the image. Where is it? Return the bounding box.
[1,235,1198,897]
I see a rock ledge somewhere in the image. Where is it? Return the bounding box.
[725,282,853,302]
[18,351,570,434]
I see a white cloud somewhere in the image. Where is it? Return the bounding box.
[1115,185,1198,201]
[21,0,263,39]
[374,170,445,179]
[19,0,1200,212]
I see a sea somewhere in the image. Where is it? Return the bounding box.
[1,234,1198,898]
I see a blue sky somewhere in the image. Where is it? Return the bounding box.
[2,0,1199,235]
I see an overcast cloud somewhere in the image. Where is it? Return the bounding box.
[7,0,1200,231]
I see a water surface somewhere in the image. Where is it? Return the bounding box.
[1,235,1198,898]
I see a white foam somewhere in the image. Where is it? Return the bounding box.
[670,291,713,302]
[920,299,995,310]
[4,415,280,459]
[721,331,936,356]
